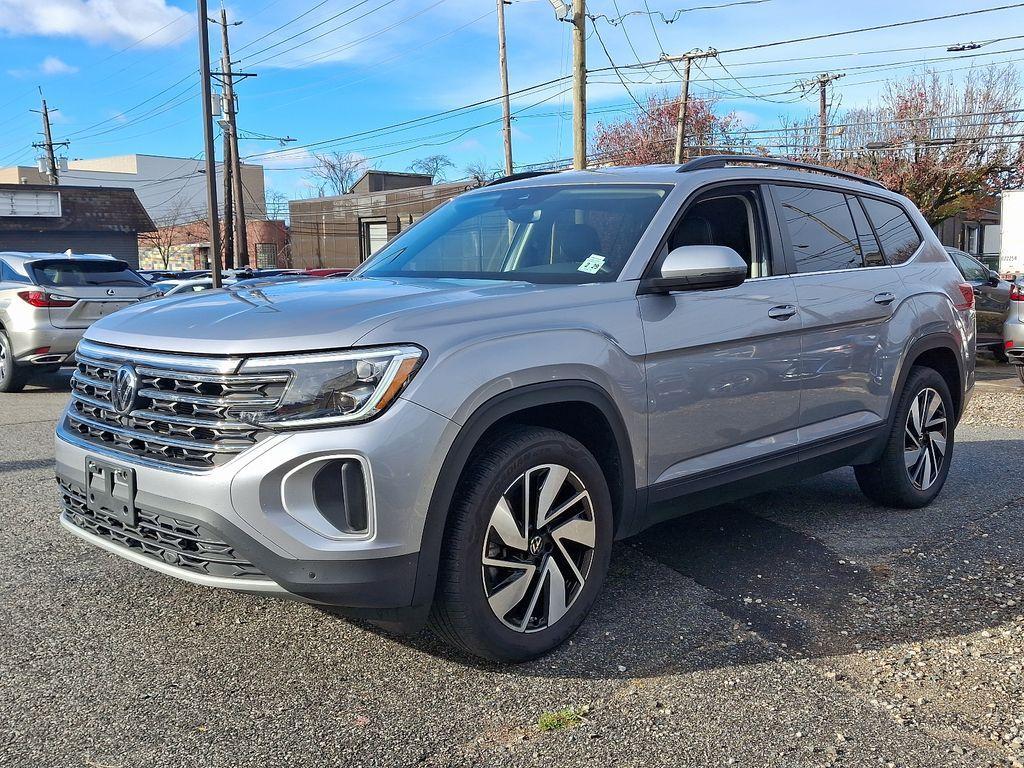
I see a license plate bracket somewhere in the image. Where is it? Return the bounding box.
[86,458,137,526]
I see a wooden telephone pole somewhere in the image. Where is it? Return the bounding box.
[662,48,717,164]
[196,0,223,286]
[571,0,586,170]
[214,7,251,267]
[798,72,845,162]
[31,89,69,185]
[496,0,513,176]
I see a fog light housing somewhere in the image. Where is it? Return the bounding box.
[280,456,373,539]
[312,459,368,535]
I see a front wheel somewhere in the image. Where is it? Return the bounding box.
[855,366,954,508]
[0,331,28,393]
[429,426,613,662]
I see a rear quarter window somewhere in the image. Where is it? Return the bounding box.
[860,198,922,265]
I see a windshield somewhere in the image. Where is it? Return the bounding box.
[29,259,149,287]
[354,184,671,283]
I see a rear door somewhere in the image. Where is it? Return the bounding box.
[27,259,155,328]
[769,185,911,439]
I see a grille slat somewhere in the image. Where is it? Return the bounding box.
[59,480,264,579]
[66,342,288,470]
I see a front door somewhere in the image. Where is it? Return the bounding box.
[950,248,1009,347]
[641,184,803,492]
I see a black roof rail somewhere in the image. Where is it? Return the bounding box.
[677,154,886,189]
[485,170,559,186]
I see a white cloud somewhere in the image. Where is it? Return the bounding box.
[0,0,190,46]
[40,55,77,75]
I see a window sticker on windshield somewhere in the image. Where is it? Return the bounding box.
[577,254,605,274]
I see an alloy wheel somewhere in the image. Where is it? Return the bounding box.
[904,387,947,491]
[0,337,7,381]
[481,463,597,633]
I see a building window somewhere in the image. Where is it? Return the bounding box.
[255,243,278,268]
[963,223,980,255]
[360,219,388,261]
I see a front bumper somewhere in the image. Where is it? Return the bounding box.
[55,396,457,607]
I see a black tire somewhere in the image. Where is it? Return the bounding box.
[993,346,1009,364]
[429,426,614,662]
[0,331,28,393]
[855,366,954,508]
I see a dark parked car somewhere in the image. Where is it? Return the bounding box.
[946,247,1012,360]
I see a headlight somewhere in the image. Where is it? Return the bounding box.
[236,345,424,429]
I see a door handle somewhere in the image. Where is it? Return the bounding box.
[768,305,798,320]
[873,292,896,305]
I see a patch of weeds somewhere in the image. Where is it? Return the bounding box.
[537,708,584,732]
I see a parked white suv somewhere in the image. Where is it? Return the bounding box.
[0,252,156,392]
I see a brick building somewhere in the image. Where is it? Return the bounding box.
[138,217,289,271]
[0,184,154,265]
[288,171,477,269]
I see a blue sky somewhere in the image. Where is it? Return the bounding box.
[0,0,1022,199]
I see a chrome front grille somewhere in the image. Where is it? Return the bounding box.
[59,479,265,579]
[65,340,289,470]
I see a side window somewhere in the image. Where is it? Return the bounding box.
[951,250,989,282]
[847,197,885,267]
[860,197,922,265]
[666,186,770,278]
[772,185,863,273]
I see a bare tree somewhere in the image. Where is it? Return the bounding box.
[784,65,1024,225]
[139,199,208,270]
[408,154,454,182]
[265,189,289,220]
[464,160,499,185]
[307,151,367,196]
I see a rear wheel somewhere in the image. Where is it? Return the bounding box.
[429,426,613,662]
[1017,365,1024,386]
[855,366,954,508]
[0,332,28,393]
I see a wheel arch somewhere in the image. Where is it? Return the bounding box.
[892,332,965,424]
[411,380,637,607]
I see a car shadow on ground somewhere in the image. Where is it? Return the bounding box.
[21,369,73,392]
[365,436,1024,677]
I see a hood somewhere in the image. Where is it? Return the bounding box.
[84,276,548,355]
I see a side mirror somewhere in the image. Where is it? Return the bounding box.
[988,270,1001,286]
[640,245,748,294]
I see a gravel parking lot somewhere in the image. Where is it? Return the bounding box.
[2,365,1023,768]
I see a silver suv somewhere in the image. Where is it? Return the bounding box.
[1,252,156,392]
[54,157,976,661]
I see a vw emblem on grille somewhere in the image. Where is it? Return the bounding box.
[112,364,138,415]
[106,288,116,296]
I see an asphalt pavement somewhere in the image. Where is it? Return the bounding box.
[1,369,1023,768]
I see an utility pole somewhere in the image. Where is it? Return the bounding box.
[571,0,586,170]
[214,7,250,267]
[798,72,845,162]
[222,128,235,269]
[197,0,223,287]
[496,0,513,176]
[662,49,717,164]
[31,89,69,185]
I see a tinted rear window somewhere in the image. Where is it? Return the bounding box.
[29,259,148,287]
[773,186,865,273]
[860,198,922,265]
